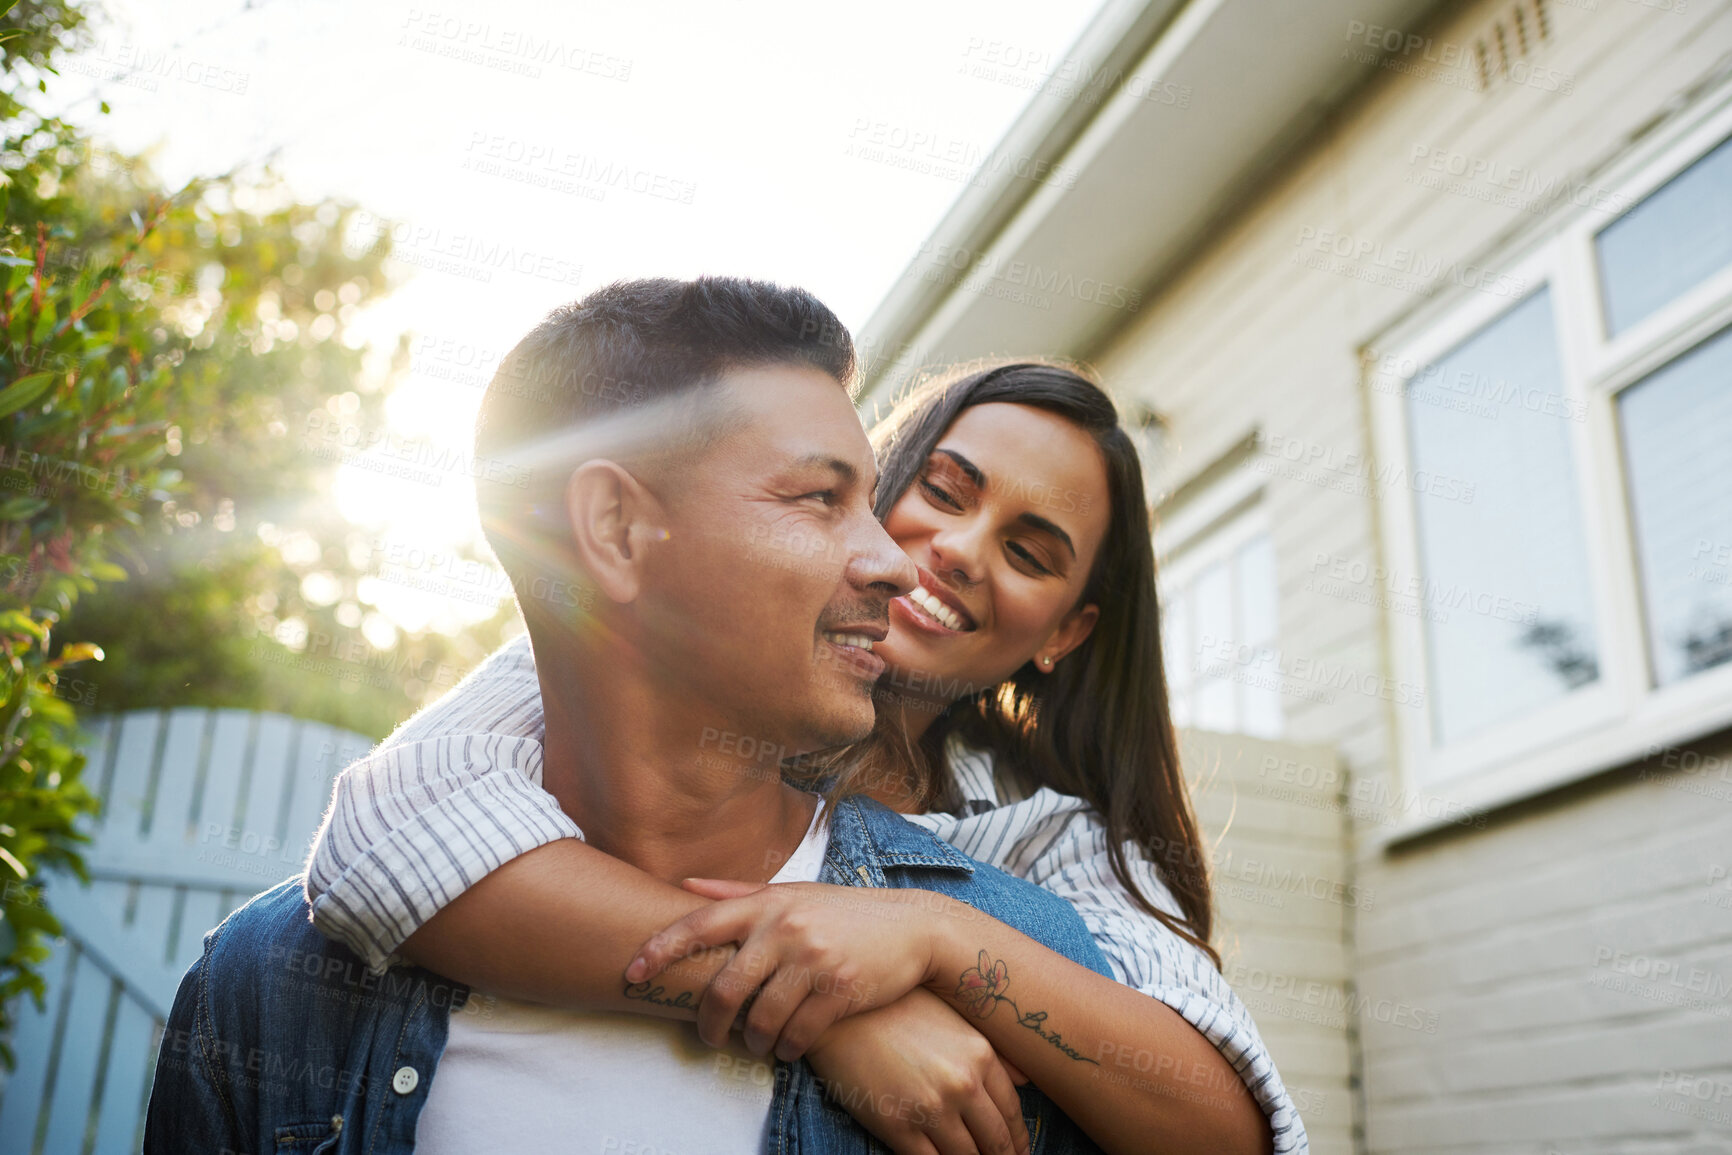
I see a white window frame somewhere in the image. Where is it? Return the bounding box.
[1367,80,1732,839]
[1155,456,1280,738]
[1155,454,1265,560]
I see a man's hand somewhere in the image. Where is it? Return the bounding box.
[626,879,955,1060]
[805,989,1030,1155]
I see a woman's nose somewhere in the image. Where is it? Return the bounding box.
[928,521,986,587]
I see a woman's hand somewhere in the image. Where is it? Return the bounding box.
[625,878,956,1060]
[805,989,1031,1155]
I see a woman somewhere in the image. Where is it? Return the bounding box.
[306,361,1305,1155]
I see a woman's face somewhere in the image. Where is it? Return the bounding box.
[876,402,1113,703]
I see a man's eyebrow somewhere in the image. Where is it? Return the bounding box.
[784,454,859,486]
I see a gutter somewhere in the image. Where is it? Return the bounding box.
[856,0,1187,394]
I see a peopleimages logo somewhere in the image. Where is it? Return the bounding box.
[1292,226,1528,300]
[344,211,584,286]
[1589,945,1732,1015]
[462,132,698,205]
[1340,18,1575,95]
[1212,846,1374,910]
[915,239,1142,313]
[303,411,533,489]
[1195,632,1426,710]
[1306,550,1539,626]
[397,10,633,81]
[843,119,1080,191]
[1405,144,1632,215]
[74,38,251,94]
[1258,431,1477,505]
[1226,964,1439,1033]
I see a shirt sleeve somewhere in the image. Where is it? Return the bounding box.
[1021,808,1311,1154]
[302,729,580,974]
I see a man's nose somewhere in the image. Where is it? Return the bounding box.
[851,516,916,597]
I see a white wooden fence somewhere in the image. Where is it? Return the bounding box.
[0,708,373,1155]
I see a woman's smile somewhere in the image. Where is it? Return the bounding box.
[874,402,1111,698]
[892,567,979,636]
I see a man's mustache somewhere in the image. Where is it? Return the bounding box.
[816,597,892,638]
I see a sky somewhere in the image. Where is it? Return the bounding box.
[47,0,1105,634]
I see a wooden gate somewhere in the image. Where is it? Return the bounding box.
[0,708,374,1154]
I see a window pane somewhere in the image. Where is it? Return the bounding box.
[1160,511,1280,738]
[1193,676,1236,733]
[1619,324,1732,685]
[1596,133,1732,336]
[1234,534,1282,738]
[1163,589,1192,688]
[1241,681,1284,740]
[1193,560,1233,648]
[1170,688,1193,730]
[1406,288,1600,746]
[1190,564,1237,733]
[1236,535,1278,645]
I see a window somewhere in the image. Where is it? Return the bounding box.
[1369,87,1732,820]
[1617,325,1732,686]
[1155,460,1282,739]
[1595,133,1732,336]
[1404,287,1601,746]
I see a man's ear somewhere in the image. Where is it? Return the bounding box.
[564,460,666,605]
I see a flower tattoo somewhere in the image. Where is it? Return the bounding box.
[956,951,1010,1017]
[952,950,1097,1065]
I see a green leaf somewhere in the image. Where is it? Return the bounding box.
[31,305,57,346]
[0,611,47,640]
[0,372,54,418]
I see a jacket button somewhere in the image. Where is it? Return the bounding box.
[392,1066,420,1095]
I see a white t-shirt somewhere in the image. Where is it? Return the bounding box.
[413,798,831,1155]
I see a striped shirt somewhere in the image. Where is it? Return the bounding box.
[303,634,1308,1152]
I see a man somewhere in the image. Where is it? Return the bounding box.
[144,278,1110,1154]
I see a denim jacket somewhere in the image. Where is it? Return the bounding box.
[145,795,1111,1154]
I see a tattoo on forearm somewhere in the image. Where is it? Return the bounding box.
[954,951,1099,1065]
[623,981,698,1011]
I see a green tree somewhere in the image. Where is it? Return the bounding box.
[27,36,518,740]
[0,0,162,1066]
[54,160,517,740]
[0,0,515,1064]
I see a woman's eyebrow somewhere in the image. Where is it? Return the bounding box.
[936,448,1078,560]
[1019,511,1076,559]
[934,448,985,487]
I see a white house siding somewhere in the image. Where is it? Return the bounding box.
[1093,0,1732,1151]
[1183,729,1359,1155]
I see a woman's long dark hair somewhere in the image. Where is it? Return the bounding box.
[841,359,1219,966]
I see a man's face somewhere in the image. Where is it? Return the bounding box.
[636,364,915,755]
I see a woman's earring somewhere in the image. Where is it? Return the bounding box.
[1041,656,1053,669]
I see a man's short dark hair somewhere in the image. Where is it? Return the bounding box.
[473,276,855,601]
